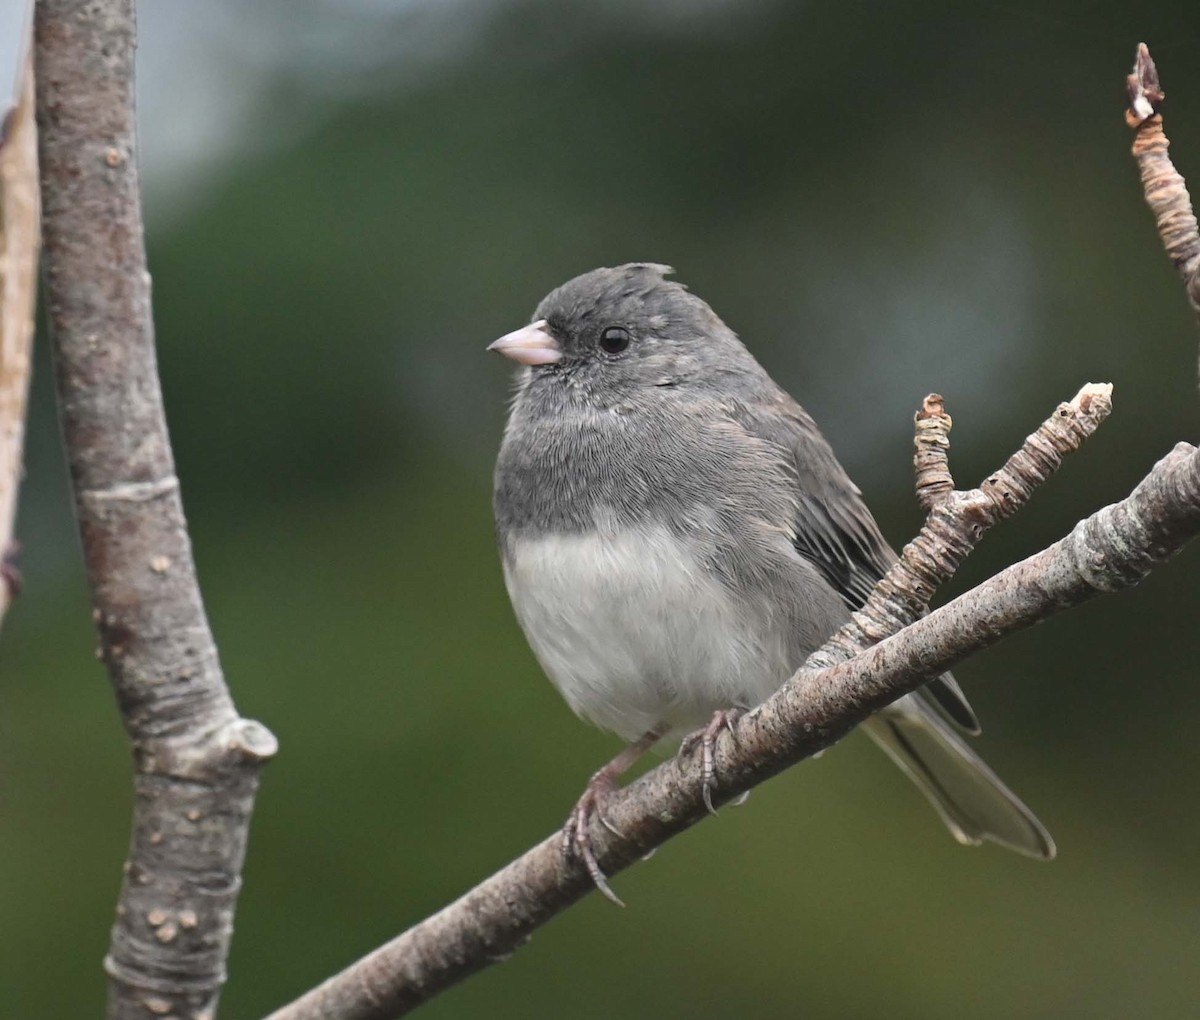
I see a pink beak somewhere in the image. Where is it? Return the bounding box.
[487,319,562,366]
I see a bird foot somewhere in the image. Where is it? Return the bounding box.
[562,772,627,907]
[561,727,663,906]
[680,709,742,815]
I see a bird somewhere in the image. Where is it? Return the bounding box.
[488,263,1054,901]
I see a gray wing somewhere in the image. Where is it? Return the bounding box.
[730,391,980,734]
[719,384,1053,859]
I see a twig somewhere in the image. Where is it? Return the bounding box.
[263,385,1132,1020]
[814,384,1112,667]
[34,3,277,1018]
[913,393,954,512]
[0,33,39,628]
[1126,42,1200,381]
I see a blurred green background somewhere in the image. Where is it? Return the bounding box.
[3,1,1200,1017]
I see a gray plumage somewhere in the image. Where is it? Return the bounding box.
[492,263,1053,860]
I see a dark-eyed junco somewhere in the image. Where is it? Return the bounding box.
[490,263,1053,898]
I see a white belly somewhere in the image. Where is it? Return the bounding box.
[503,524,793,741]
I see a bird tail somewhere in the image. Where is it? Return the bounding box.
[862,694,1055,860]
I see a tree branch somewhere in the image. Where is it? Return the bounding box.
[0,30,39,628]
[912,393,954,512]
[33,3,277,1018]
[813,383,1112,669]
[1126,42,1200,381]
[262,381,1187,1020]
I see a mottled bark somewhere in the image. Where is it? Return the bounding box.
[34,3,277,1018]
[0,36,39,627]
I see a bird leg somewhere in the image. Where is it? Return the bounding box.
[680,709,742,815]
[563,727,663,906]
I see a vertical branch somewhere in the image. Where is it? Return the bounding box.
[912,393,954,512]
[34,3,277,1019]
[1126,42,1200,381]
[0,34,39,627]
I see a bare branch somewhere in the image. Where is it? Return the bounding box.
[262,385,1149,1020]
[913,393,954,512]
[1126,42,1200,379]
[0,35,39,627]
[33,3,277,1018]
[815,383,1113,666]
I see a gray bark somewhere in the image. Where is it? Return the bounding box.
[33,2,277,1017]
[0,33,39,627]
[1126,43,1200,381]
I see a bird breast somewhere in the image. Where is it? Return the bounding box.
[502,521,792,742]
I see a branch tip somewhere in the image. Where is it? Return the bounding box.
[225,718,279,762]
[913,393,954,513]
[916,393,947,421]
[1122,49,1200,384]
[1070,382,1113,419]
[1126,43,1164,127]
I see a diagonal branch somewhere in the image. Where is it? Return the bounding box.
[263,384,1143,1020]
[33,3,277,1018]
[0,30,39,629]
[1126,42,1200,381]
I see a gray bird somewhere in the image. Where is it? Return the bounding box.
[490,263,1054,900]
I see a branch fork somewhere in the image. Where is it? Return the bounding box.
[813,383,1113,670]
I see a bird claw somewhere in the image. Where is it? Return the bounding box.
[559,727,663,907]
[680,709,742,815]
[562,777,626,907]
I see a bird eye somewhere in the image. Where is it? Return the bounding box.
[599,326,631,354]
